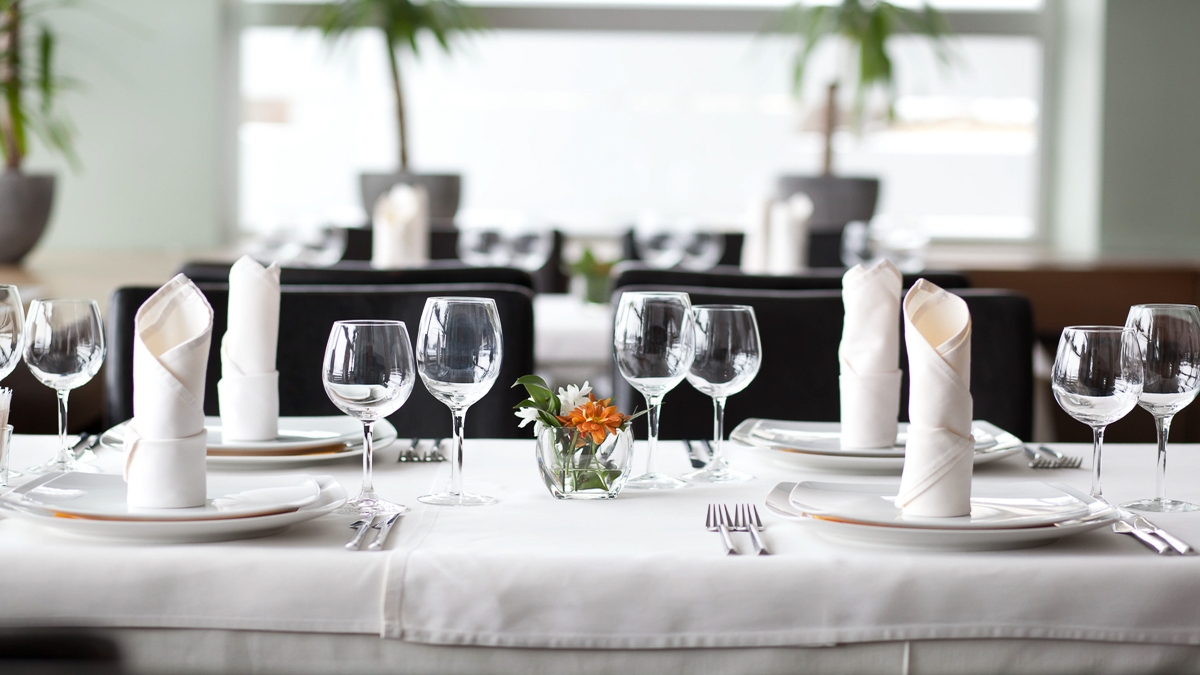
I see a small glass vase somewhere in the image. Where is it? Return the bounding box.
[536,426,633,500]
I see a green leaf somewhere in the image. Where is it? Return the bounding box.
[513,374,550,389]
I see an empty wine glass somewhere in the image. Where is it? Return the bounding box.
[683,305,761,483]
[1052,326,1143,500]
[505,230,554,272]
[677,233,726,271]
[634,231,686,269]
[417,297,503,506]
[614,291,695,489]
[24,299,105,474]
[1122,304,1200,512]
[323,320,416,515]
[0,285,23,482]
[458,229,509,267]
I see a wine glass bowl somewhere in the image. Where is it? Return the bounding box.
[322,320,416,515]
[0,285,24,382]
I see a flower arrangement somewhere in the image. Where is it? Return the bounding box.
[514,375,643,498]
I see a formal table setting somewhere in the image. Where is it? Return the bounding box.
[1,256,1200,672]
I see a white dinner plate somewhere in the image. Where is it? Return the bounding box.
[732,419,998,457]
[731,420,1022,474]
[788,481,1092,530]
[100,416,381,454]
[7,472,322,521]
[0,475,347,543]
[765,482,1117,552]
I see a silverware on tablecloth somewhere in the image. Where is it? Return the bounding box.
[683,440,706,469]
[699,439,715,464]
[346,514,382,550]
[1113,517,1172,555]
[397,437,420,462]
[1023,445,1082,469]
[72,433,100,461]
[423,439,446,462]
[732,503,770,555]
[1134,516,1195,555]
[368,512,404,551]
[705,503,738,555]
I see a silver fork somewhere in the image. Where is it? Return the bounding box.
[397,437,420,462]
[705,504,738,555]
[1023,445,1082,469]
[732,503,770,555]
[423,438,446,462]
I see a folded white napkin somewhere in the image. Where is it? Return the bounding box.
[217,256,280,442]
[741,196,772,274]
[839,260,903,448]
[895,279,974,517]
[766,193,814,275]
[372,183,430,269]
[124,274,214,509]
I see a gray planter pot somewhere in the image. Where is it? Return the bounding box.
[776,174,880,268]
[0,172,55,264]
[360,172,461,224]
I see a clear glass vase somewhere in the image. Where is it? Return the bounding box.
[536,426,633,500]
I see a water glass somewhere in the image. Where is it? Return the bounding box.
[614,291,695,489]
[683,305,762,483]
[1052,326,1143,499]
[323,320,416,515]
[416,297,504,506]
[1123,304,1200,512]
[0,425,13,487]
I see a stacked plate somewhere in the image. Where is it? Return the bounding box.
[766,480,1117,551]
[100,416,398,469]
[0,472,347,543]
[730,419,1023,473]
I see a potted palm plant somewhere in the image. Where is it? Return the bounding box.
[774,0,950,266]
[0,0,76,264]
[315,0,481,223]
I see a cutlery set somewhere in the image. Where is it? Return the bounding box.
[397,438,446,463]
[1112,511,1195,555]
[1023,445,1083,470]
[346,512,404,551]
[683,440,712,469]
[705,503,769,555]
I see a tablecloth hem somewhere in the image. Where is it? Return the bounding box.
[0,616,381,635]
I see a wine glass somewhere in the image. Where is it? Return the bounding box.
[634,231,686,269]
[23,299,105,474]
[677,233,726,271]
[1122,304,1200,512]
[323,320,416,515]
[614,291,695,489]
[416,297,503,506]
[683,305,762,483]
[0,285,24,482]
[1051,326,1143,500]
[505,230,553,272]
[457,229,509,267]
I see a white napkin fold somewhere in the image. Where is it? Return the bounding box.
[839,260,903,448]
[217,256,280,442]
[766,193,814,275]
[895,279,974,517]
[124,274,214,509]
[372,183,430,269]
[741,196,772,274]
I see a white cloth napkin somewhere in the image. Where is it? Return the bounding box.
[372,183,429,269]
[896,279,974,517]
[124,274,214,509]
[765,193,813,275]
[839,260,903,449]
[741,196,772,274]
[217,256,280,442]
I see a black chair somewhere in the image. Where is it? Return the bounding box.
[106,283,535,439]
[179,259,535,291]
[611,265,970,294]
[612,285,1033,442]
[621,231,745,268]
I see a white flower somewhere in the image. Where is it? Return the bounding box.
[557,381,593,411]
[515,406,549,437]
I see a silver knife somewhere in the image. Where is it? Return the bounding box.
[683,440,706,469]
[367,512,404,551]
[1113,518,1172,554]
[73,434,100,461]
[1134,516,1194,555]
[345,514,381,550]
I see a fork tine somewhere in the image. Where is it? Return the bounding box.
[706,504,716,530]
[732,504,744,530]
[749,504,764,530]
[721,504,734,528]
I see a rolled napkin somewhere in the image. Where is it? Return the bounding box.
[372,182,430,269]
[218,255,281,442]
[741,195,773,274]
[766,193,813,275]
[839,259,904,449]
[895,279,974,517]
[124,274,214,509]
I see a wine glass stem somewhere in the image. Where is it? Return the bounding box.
[708,395,728,472]
[643,394,664,476]
[1090,425,1106,500]
[54,389,70,467]
[359,420,377,500]
[451,407,467,497]
[1154,413,1173,503]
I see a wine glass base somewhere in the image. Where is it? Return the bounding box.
[682,466,754,483]
[335,496,410,517]
[418,492,498,506]
[25,458,99,475]
[1122,498,1200,513]
[624,472,689,490]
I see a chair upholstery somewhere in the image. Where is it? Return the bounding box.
[106,283,535,439]
[611,265,970,294]
[611,285,1033,442]
[179,260,535,290]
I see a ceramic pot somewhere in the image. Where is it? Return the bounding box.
[0,171,55,264]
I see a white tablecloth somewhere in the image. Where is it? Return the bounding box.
[2,433,1200,651]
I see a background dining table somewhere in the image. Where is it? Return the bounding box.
[2,432,1200,675]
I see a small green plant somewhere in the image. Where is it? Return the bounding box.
[566,248,615,304]
[314,0,482,172]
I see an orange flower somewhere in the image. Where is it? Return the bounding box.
[558,394,627,444]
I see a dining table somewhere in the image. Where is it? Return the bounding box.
[2,430,1200,675]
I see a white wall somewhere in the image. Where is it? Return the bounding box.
[24,0,228,252]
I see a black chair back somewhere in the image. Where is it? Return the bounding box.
[106,283,535,439]
[612,265,969,294]
[179,260,535,290]
[612,285,1033,442]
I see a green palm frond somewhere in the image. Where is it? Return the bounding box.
[313,0,482,56]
